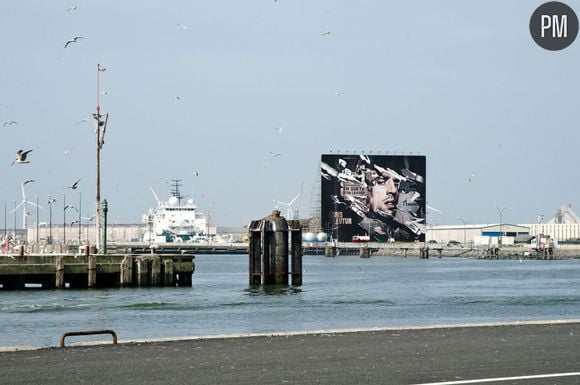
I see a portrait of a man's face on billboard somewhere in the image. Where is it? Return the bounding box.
[321,154,426,242]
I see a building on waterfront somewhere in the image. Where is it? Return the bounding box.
[20,224,144,247]
[4,205,579,248]
[528,204,580,244]
[427,224,531,245]
[548,204,580,224]
[12,224,246,248]
[427,223,580,245]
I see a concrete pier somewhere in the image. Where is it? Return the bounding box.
[0,252,194,289]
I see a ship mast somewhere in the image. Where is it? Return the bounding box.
[170,179,184,205]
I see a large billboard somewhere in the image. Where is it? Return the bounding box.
[321,154,426,242]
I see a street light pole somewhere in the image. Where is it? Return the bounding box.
[78,192,82,246]
[102,199,108,254]
[3,202,6,252]
[496,206,508,243]
[13,200,16,242]
[536,214,544,249]
[36,196,39,246]
[457,217,466,244]
[64,204,78,251]
[63,194,66,248]
[48,196,56,245]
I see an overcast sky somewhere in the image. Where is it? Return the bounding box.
[1,1,579,228]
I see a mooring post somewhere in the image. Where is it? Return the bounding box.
[88,254,97,288]
[136,256,149,287]
[248,210,302,286]
[325,245,336,257]
[120,255,133,286]
[359,246,370,258]
[162,258,174,286]
[289,221,302,286]
[270,214,289,285]
[55,256,65,289]
[249,226,262,285]
[150,255,161,286]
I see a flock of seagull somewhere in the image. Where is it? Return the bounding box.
[10,149,81,190]
[4,4,337,223]
[4,6,97,213]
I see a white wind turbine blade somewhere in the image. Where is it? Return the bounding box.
[9,201,26,214]
[288,193,300,206]
[24,200,43,210]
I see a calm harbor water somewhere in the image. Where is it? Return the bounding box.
[1,255,580,349]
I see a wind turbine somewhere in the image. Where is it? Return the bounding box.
[10,180,43,229]
[273,193,300,219]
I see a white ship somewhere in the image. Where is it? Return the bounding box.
[142,179,216,243]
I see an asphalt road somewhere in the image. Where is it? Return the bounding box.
[1,322,579,385]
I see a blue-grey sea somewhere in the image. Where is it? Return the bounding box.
[1,255,580,349]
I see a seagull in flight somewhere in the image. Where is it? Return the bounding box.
[468,171,476,183]
[66,6,78,11]
[3,121,18,127]
[177,23,192,32]
[321,31,331,36]
[64,36,83,48]
[11,149,33,165]
[76,116,89,125]
[270,151,282,157]
[23,179,35,186]
[64,205,78,212]
[274,126,284,133]
[67,178,81,190]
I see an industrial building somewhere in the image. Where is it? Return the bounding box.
[428,204,580,245]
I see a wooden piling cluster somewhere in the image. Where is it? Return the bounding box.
[0,248,194,289]
[248,210,302,286]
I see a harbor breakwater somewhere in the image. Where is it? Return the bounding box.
[303,242,580,259]
[0,247,194,290]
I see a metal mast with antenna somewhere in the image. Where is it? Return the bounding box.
[93,63,109,252]
[170,179,184,205]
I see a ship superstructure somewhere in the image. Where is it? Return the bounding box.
[142,179,215,242]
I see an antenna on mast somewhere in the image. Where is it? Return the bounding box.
[170,179,184,205]
[97,63,105,113]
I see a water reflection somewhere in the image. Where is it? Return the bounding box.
[245,285,303,296]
